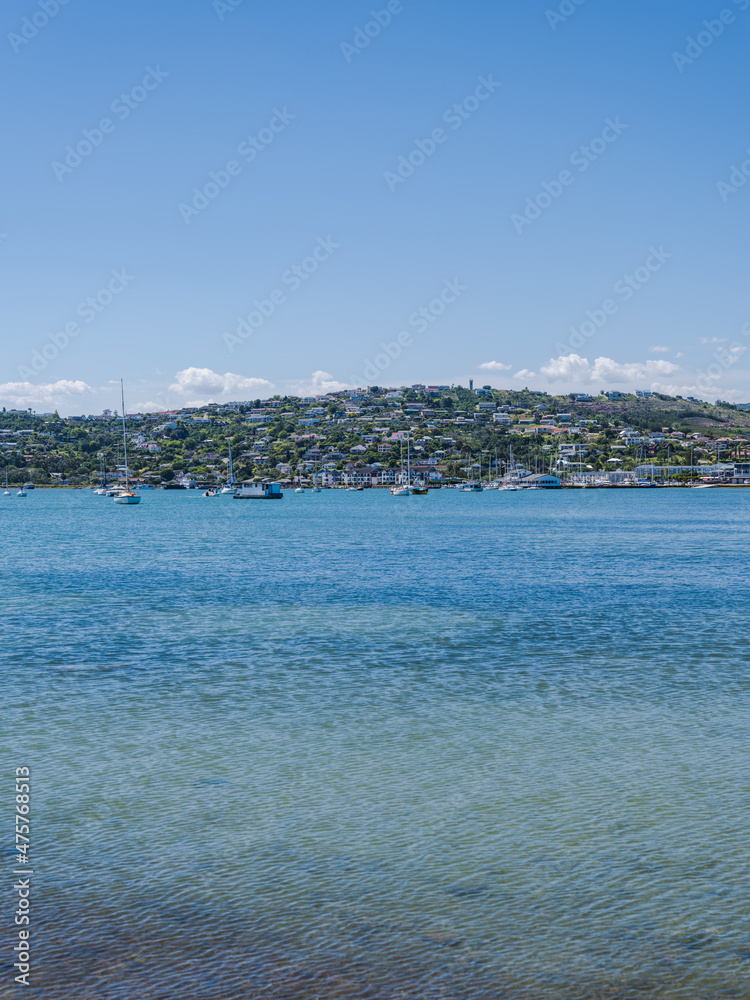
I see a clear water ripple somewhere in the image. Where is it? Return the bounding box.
[1,489,749,999]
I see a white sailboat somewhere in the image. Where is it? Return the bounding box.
[498,446,520,490]
[390,433,413,495]
[3,469,11,497]
[113,381,141,505]
[461,451,482,491]
[93,453,109,494]
[221,437,237,494]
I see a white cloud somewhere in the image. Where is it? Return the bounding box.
[700,337,727,345]
[285,370,353,395]
[590,356,680,382]
[478,360,512,372]
[649,345,668,353]
[650,382,747,402]
[539,354,591,381]
[131,400,170,414]
[168,368,273,400]
[540,354,680,384]
[0,379,94,412]
[513,369,537,380]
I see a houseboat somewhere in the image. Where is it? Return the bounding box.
[234,480,284,500]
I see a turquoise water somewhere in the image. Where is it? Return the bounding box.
[2,488,750,999]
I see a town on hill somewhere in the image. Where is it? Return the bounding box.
[2,384,749,487]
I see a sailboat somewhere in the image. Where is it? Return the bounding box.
[498,446,520,490]
[3,469,11,497]
[113,381,141,504]
[312,462,322,492]
[461,452,482,491]
[102,446,120,495]
[221,438,237,494]
[93,453,109,494]
[390,433,413,495]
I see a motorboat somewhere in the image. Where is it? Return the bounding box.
[113,491,140,505]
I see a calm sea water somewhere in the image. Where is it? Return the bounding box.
[2,488,750,999]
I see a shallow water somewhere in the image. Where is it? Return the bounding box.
[2,488,749,998]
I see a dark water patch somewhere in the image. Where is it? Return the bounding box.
[15,893,745,1000]
[445,885,490,898]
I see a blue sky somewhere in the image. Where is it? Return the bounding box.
[2,0,749,413]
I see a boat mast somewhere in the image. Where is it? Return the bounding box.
[226,437,234,484]
[120,380,129,491]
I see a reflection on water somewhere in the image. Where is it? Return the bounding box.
[2,490,750,998]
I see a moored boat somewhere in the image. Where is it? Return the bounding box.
[234,480,283,500]
[113,381,141,505]
[221,438,237,494]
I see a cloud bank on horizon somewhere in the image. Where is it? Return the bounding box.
[1,353,747,415]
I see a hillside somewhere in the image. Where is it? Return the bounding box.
[1,386,748,485]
